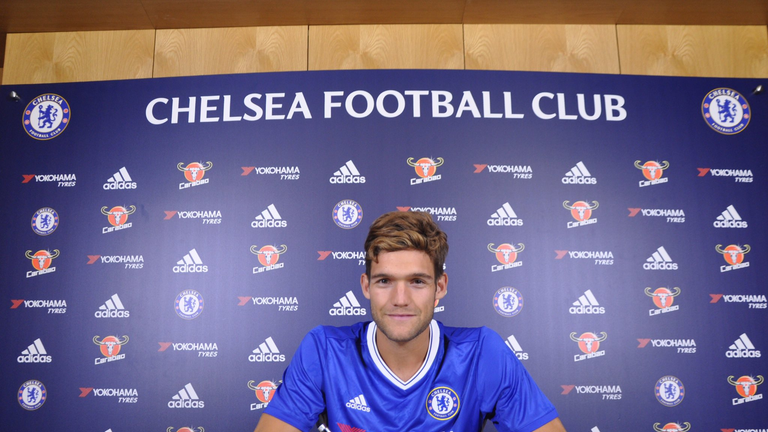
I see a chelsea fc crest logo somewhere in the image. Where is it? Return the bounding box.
[702,88,750,135]
[31,207,59,236]
[18,379,47,410]
[175,290,205,320]
[493,287,524,317]
[333,199,363,229]
[655,375,685,407]
[23,94,71,140]
[426,387,460,420]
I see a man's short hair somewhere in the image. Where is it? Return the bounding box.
[364,211,448,280]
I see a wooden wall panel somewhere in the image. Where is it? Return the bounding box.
[464,24,620,74]
[617,25,768,77]
[154,27,308,77]
[2,30,155,85]
[3,25,767,85]
[308,25,464,70]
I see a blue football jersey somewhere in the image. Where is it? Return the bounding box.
[265,320,558,432]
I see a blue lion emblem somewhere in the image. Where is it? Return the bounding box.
[38,104,59,129]
[716,99,736,123]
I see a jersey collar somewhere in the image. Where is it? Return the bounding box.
[366,319,440,390]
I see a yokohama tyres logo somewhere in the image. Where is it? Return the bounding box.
[560,384,621,400]
[22,173,76,187]
[697,167,753,183]
[473,163,532,179]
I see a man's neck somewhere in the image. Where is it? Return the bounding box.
[375,325,431,382]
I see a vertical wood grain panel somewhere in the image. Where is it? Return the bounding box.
[154,26,308,77]
[2,30,155,84]
[465,24,620,74]
[308,25,463,70]
[617,25,768,77]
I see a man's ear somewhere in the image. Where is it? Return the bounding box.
[360,273,371,299]
[435,273,448,301]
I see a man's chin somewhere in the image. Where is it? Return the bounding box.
[381,331,421,344]
[377,320,431,344]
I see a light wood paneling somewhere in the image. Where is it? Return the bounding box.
[2,31,155,84]
[617,25,768,77]
[154,27,308,77]
[309,25,464,70]
[465,24,620,74]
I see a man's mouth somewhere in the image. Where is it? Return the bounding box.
[386,313,416,320]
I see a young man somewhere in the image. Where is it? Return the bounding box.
[255,212,566,432]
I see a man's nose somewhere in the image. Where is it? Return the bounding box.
[391,282,410,305]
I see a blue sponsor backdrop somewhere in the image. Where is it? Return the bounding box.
[1,69,767,431]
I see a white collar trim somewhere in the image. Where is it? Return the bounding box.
[366,319,440,390]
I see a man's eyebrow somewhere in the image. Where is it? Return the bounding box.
[370,272,434,280]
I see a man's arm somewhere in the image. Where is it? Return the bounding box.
[254,413,302,432]
[533,418,567,432]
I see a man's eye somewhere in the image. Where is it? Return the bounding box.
[377,278,389,284]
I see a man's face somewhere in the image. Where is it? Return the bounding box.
[361,249,447,345]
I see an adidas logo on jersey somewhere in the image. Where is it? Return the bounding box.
[562,161,597,184]
[487,202,523,226]
[18,338,52,363]
[103,167,137,190]
[251,204,287,228]
[346,394,372,412]
[249,337,286,362]
[569,290,605,314]
[505,335,528,360]
[168,383,204,408]
[329,291,367,316]
[726,333,761,358]
[714,205,748,228]
[643,246,678,270]
[330,160,365,184]
[94,293,129,318]
[173,249,208,273]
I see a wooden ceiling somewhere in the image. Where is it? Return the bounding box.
[1,0,767,34]
[1,0,767,68]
